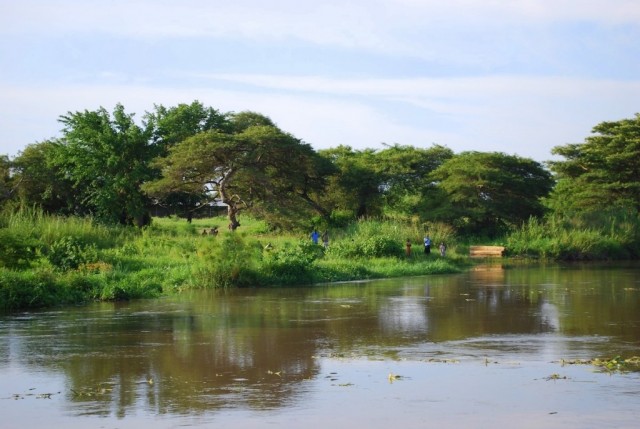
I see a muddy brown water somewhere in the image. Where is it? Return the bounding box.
[2,262,640,428]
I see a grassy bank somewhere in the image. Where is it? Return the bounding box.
[3,209,638,311]
[505,214,640,260]
[0,210,464,311]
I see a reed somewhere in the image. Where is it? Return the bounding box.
[506,214,639,260]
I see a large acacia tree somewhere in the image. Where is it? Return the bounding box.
[548,113,640,216]
[143,101,231,221]
[143,113,331,229]
[428,151,554,236]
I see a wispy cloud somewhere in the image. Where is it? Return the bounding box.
[1,1,638,161]
[3,1,638,45]
[2,74,638,160]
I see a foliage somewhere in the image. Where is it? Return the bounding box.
[327,220,404,258]
[505,213,640,260]
[11,141,76,214]
[261,240,323,285]
[0,154,14,207]
[144,101,231,220]
[428,151,554,237]
[46,236,98,271]
[193,233,262,288]
[147,101,231,149]
[375,144,454,219]
[592,356,640,373]
[0,228,38,269]
[0,269,63,310]
[319,146,384,220]
[145,115,331,230]
[4,107,640,310]
[54,104,155,225]
[548,113,640,215]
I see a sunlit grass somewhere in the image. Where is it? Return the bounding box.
[4,207,636,311]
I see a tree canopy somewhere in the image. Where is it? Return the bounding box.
[11,141,76,214]
[428,151,554,236]
[143,113,331,229]
[0,155,13,207]
[1,100,592,236]
[55,104,155,225]
[548,113,640,216]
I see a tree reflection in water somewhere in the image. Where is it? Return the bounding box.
[1,261,640,425]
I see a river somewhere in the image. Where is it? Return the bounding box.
[1,262,639,428]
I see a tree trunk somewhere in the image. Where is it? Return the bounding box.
[297,191,330,219]
[227,203,240,230]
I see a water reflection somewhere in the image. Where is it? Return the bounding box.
[1,262,639,425]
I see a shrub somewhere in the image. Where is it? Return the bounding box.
[46,236,98,271]
[261,240,323,285]
[0,270,62,310]
[328,235,403,258]
[193,233,261,288]
[0,228,38,269]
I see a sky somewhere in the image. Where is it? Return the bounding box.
[1,0,639,162]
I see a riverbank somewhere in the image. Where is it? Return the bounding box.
[0,212,466,311]
[1,210,638,311]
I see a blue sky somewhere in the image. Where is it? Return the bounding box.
[1,0,639,161]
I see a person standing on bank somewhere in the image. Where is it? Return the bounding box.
[321,230,329,248]
[311,229,320,245]
[423,235,432,254]
[439,242,447,257]
[406,238,412,257]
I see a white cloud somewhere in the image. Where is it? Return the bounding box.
[2,75,638,161]
[3,0,637,46]
[1,0,638,162]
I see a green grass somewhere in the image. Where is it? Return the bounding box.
[2,209,638,311]
[0,211,467,311]
[505,215,640,260]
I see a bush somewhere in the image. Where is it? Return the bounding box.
[261,240,323,285]
[46,236,98,271]
[0,228,38,269]
[193,233,261,288]
[0,270,62,310]
[328,235,403,258]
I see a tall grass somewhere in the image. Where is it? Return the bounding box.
[0,210,469,311]
[2,206,129,248]
[326,219,456,259]
[506,214,640,260]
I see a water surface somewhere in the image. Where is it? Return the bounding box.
[2,262,640,428]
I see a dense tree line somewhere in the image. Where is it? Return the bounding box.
[2,102,639,237]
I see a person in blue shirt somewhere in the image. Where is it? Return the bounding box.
[423,235,432,254]
[311,229,320,245]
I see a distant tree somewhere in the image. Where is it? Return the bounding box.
[547,113,640,215]
[54,104,155,225]
[144,113,330,230]
[228,111,276,132]
[429,152,554,236]
[11,141,76,214]
[374,144,454,219]
[147,101,231,151]
[0,154,14,207]
[319,146,385,220]
[144,101,231,221]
